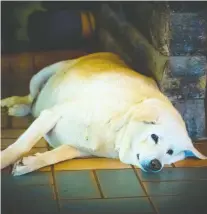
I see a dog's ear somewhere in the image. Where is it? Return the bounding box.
[167,147,206,164]
[131,102,160,125]
[184,146,207,159]
[114,102,159,133]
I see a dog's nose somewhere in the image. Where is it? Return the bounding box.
[149,159,162,171]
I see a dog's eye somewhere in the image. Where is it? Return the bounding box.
[167,149,174,155]
[151,134,159,144]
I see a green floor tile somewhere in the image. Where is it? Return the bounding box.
[144,180,207,196]
[55,171,101,199]
[1,171,52,186]
[137,168,207,181]
[60,198,154,214]
[96,169,145,198]
[151,196,207,214]
[2,184,54,201]
[2,184,58,214]
[5,199,58,214]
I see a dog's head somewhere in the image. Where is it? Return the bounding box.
[118,99,206,173]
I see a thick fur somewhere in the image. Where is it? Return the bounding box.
[1,52,206,175]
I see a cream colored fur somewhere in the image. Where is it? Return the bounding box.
[1,52,206,175]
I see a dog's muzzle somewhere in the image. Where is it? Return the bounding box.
[140,158,162,173]
[149,159,162,171]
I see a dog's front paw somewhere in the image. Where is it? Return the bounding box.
[12,154,41,176]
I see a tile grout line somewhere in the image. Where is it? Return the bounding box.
[47,144,61,213]
[134,178,207,182]
[51,165,61,213]
[132,166,159,214]
[92,170,105,198]
[59,196,150,200]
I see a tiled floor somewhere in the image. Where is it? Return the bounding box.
[1,113,207,214]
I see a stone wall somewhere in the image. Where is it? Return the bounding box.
[97,2,207,140]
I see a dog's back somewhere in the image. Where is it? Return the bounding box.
[32,52,167,117]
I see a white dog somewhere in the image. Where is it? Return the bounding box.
[1,52,206,176]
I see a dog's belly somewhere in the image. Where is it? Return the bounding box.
[43,103,119,158]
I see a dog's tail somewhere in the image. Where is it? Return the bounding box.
[29,61,65,99]
[1,61,66,117]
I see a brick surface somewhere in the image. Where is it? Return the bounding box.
[8,53,33,96]
[34,50,87,71]
[1,129,26,138]
[1,128,48,150]
[1,138,48,150]
[9,53,34,76]
[1,138,15,150]
[1,56,12,98]
[11,116,32,128]
[1,55,10,74]
[1,109,9,129]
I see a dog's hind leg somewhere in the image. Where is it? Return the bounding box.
[12,145,89,176]
[1,107,62,169]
